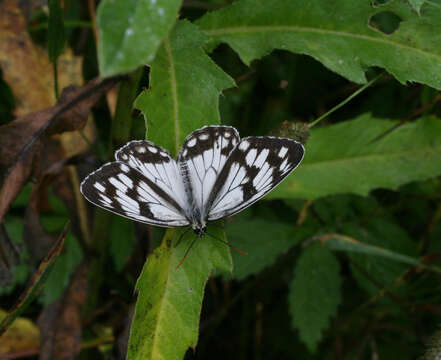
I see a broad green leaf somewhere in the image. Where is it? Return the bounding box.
[126,225,232,360]
[197,0,441,90]
[0,224,67,335]
[48,0,65,62]
[269,115,441,199]
[225,218,313,280]
[97,0,182,77]
[289,243,341,353]
[135,20,235,155]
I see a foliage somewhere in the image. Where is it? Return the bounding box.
[1,0,441,359]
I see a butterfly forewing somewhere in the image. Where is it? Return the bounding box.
[81,149,190,227]
[178,126,240,214]
[115,140,188,212]
[207,137,305,220]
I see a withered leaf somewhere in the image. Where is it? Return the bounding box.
[0,76,122,223]
[0,0,82,116]
[38,262,88,360]
[0,222,69,336]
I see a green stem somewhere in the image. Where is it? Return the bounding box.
[84,68,143,317]
[29,20,92,32]
[309,72,384,128]
[53,60,59,99]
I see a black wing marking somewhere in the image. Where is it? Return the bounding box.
[177,126,240,216]
[115,140,188,212]
[80,162,189,227]
[206,136,305,220]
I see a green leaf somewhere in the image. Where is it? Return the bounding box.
[110,217,136,272]
[97,0,182,77]
[289,243,341,353]
[341,219,417,295]
[269,115,441,199]
[39,233,83,306]
[48,0,65,62]
[135,20,235,156]
[318,229,441,275]
[225,218,312,280]
[197,0,441,90]
[126,225,232,360]
[408,0,425,13]
[0,223,68,335]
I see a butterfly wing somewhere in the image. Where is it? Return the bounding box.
[177,126,240,215]
[207,137,305,221]
[80,141,189,227]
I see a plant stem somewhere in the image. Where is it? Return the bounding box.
[309,72,384,128]
[53,60,59,99]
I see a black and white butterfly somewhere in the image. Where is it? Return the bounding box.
[80,126,305,239]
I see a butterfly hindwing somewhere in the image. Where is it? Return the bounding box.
[178,126,240,213]
[207,136,305,220]
[80,161,189,227]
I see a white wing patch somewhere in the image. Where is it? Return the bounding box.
[81,161,189,228]
[178,126,240,214]
[115,140,188,213]
[207,137,305,221]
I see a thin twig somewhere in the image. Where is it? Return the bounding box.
[368,92,441,144]
[309,72,384,128]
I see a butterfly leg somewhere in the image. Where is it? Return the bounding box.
[174,226,192,248]
[176,236,198,269]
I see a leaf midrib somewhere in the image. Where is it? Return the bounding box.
[203,25,441,62]
[301,144,440,168]
[164,36,180,155]
[150,243,174,360]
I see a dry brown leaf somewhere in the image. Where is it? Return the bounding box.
[38,262,88,360]
[0,310,40,357]
[0,0,82,116]
[0,77,122,223]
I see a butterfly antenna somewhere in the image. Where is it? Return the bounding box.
[174,226,192,248]
[176,237,197,270]
[205,232,248,255]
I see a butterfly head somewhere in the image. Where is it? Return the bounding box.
[192,224,207,238]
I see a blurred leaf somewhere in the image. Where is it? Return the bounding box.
[0,223,68,335]
[48,0,65,63]
[110,217,136,272]
[341,219,418,294]
[0,77,120,223]
[198,0,441,90]
[289,243,341,352]
[0,310,39,358]
[127,225,232,360]
[135,20,235,155]
[422,328,441,360]
[0,0,82,116]
[318,228,441,275]
[97,0,182,77]
[39,233,83,306]
[225,218,311,280]
[408,0,425,13]
[270,115,441,199]
[38,263,88,360]
[0,223,19,286]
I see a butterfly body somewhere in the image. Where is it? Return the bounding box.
[80,126,305,237]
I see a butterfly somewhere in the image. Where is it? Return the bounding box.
[80,126,305,259]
